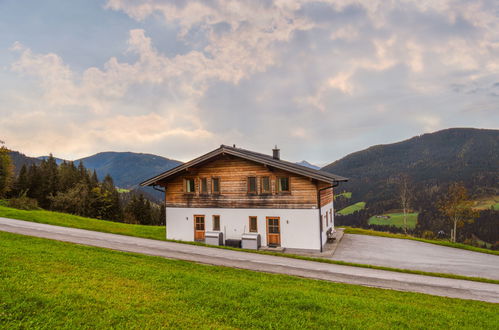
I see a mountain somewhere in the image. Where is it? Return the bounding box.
[8,151,41,174]
[296,160,320,170]
[322,128,499,204]
[76,152,182,189]
[37,156,66,165]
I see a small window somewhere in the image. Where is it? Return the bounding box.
[212,177,220,194]
[247,177,257,194]
[261,176,270,193]
[277,177,289,192]
[249,216,257,232]
[213,215,220,231]
[185,178,195,193]
[201,178,208,194]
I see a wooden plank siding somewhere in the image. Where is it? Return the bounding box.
[318,183,334,207]
[159,155,321,209]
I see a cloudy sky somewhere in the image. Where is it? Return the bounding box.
[1,0,498,164]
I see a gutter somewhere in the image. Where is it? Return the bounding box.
[317,181,340,253]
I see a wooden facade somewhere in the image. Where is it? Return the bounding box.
[157,155,329,209]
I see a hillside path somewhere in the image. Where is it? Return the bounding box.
[1,217,498,303]
[333,234,499,280]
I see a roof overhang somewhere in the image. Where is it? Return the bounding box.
[140,145,348,187]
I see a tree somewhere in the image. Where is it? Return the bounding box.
[438,183,478,243]
[398,174,411,234]
[0,141,14,198]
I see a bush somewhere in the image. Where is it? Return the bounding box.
[422,230,435,239]
[8,196,39,210]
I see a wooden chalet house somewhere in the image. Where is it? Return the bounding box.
[141,145,347,252]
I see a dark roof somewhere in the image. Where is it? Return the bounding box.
[141,145,348,186]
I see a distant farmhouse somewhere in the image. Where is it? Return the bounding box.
[141,145,347,252]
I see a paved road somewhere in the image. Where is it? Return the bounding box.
[334,234,499,280]
[1,218,499,303]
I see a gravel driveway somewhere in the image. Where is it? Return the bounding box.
[333,234,499,280]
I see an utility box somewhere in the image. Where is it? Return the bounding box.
[205,231,224,246]
[241,233,261,250]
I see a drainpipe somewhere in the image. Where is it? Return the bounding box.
[317,181,340,252]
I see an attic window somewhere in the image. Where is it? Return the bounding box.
[185,178,195,193]
[201,178,208,194]
[261,176,270,193]
[247,177,257,194]
[277,177,289,192]
[212,177,220,194]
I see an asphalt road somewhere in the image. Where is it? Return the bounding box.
[333,234,499,280]
[1,217,499,303]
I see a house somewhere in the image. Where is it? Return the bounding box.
[141,145,347,252]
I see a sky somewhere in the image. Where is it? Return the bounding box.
[0,0,498,164]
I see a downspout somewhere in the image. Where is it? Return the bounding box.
[317,181,340,252]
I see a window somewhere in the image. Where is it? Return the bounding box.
[249,216,257,232]
[261,176,270,193]
[185,178,195,193]
[201,178,208,194]
[277,177,289,192]
[213,215,220,231]
[212,177,220,194]
[247,177,257,194]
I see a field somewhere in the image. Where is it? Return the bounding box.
[0,205,165,241]
[473,196,499,210]
[1,231,498,329]
[334,191,351,199]
[368,212,418,229]
[337,201,365,215]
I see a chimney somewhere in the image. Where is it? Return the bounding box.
[272,145,280,160]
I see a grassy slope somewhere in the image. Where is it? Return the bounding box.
[473,195,499,210]
[368,212,418,229]
[334,191,352,199]
[343,227,499,256]
[1,204,498,284]
[0,205,165,241]
[337,201,365,215]
[1,232,498,329]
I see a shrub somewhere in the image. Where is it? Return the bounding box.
[422,230,435,239]
[8,196,39,210]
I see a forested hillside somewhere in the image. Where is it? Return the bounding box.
[323,128,499,204]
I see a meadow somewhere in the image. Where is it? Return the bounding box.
[1,231,498,329]
[368,212,418,229]
[337,201,365,215]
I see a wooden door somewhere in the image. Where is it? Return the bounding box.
[266,217,281,246]
[194,215,205,241]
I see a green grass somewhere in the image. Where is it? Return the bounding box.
[472,195,499,210]
[116,188,130,193]
[1,203,498,284]
[0,205,165,241]
[368,212,418,229]
[334,191,351,199]
[337,201,365,215]
[1,232,498,329]
[343,227,499,256]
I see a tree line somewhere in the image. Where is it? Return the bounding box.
[0,147,164,226]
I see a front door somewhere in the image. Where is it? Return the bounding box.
[194,215,205,241]
[266,217,281,247]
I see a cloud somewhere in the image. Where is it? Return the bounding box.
[1,0,498,163]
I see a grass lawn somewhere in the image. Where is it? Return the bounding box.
[0,205,165,241]
[1,232,498,329]
[368,212,418,229]
[337,201,365,215]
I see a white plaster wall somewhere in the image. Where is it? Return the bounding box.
[320,201,334,248]
[166,207,321,250]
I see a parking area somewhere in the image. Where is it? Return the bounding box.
[333,234,499,280]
